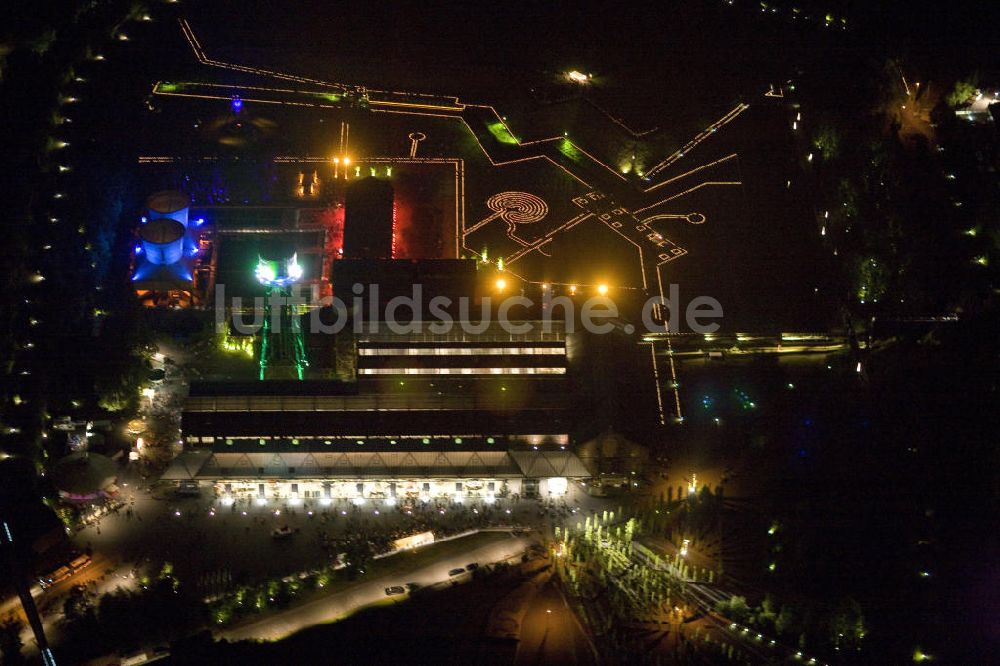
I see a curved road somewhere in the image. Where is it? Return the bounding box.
[221,531,532,642]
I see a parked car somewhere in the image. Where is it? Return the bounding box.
[465,563,479,571]
[384,586,406,596]
[448,568,465,576]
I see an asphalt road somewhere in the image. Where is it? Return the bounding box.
[221,531,532,642]
[514,581,596,666]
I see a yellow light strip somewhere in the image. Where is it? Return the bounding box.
[634,181,742,214]
[645,104,749,178]
[641,154,739,193]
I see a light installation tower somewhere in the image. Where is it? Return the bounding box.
[254,254,309,380]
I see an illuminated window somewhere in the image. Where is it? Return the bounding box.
[358,367,566,375]
[358,346,565,356]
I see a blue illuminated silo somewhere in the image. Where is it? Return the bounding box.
[139,218,185,265]
[145,190,190,228]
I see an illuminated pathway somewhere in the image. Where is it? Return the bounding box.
[220,531,532,643]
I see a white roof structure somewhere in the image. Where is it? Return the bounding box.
[163,448,590,480]
[509,450,591,478]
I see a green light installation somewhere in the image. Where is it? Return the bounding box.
[255,254,308,380]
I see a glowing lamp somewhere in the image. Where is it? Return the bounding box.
[255,259,276,284]
[597,284,608,295]
[255,253,304,287]
[286,255,303,280]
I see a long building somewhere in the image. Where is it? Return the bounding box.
[167,321,590,501]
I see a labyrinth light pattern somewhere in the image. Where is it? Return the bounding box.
[464,191,550,247]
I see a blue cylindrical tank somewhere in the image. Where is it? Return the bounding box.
[146,190,190,228]
[139,218,185,265]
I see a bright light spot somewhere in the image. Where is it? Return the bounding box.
[343,157,351,166]
[287,253,303,280]
[548,477,568,495]
[320,497,332,506]
[495,278,506,291]
[597,284,608,296]
[255,259,276,283]
[484,493,496,504]
[680,539,690,557]
[384,497,396,507]
[255,497,267,506]
[567,70,588,84]
[221,496,234,506]
[288,497,302,506]
[453,493,464,504]
[352,496,366,506]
